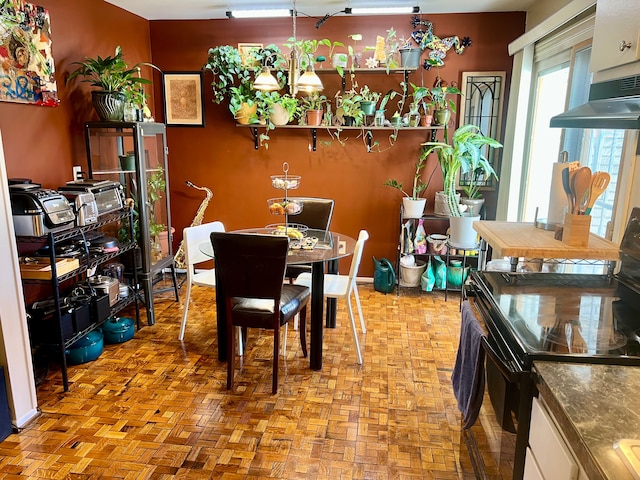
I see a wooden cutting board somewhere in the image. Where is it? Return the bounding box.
[19,257,80,280]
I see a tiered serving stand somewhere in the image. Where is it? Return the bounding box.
[267,162,306,237]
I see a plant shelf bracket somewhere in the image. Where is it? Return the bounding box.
[311,128,317,152]
[250,127,259,150]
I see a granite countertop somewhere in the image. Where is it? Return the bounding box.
[533,362,640,480]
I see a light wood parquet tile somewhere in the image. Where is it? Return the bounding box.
[1,280,513,479]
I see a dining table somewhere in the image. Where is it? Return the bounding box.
[199,228,356,370]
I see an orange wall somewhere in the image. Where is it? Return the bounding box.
[150,13,525,275]
[0,3,525,277]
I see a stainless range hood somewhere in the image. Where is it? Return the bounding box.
[550,75,640,129]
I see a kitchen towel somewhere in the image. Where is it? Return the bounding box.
[452,301,486,429]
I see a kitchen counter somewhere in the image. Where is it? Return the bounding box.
[533,362,640,480]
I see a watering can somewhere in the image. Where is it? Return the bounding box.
[373,257,396,294]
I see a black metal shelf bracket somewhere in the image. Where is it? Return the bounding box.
[311,128,317,151]
[366,130,373,152]
[251,127,259,150]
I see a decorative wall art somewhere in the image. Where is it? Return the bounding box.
[410,16,471,69]
[0,0,59,106]
[162,71,205,127]
[238,43,263,67]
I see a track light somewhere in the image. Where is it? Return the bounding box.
[350,6,419,15]
[226,9,291,19]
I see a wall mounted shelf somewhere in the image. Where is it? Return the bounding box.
[238,124,443,151]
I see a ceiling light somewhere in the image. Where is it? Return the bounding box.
[253,66,280,91]
[350,6,419,15]
[226,9,291,19]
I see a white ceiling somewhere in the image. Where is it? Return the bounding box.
[105,0,537,21]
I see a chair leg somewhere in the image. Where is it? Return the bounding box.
[346,296,363,364]
[272,325,279,394]
[227,316,235,391]
[178,281,192,341]
[353,284,367,334]
[299,306,308,358]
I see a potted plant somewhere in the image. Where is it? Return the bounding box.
[460,166,488,215]
[299,93,328,126]
[429,78,462,126]
[204,45,251,105]
[383,147,438,218]
[409,83,433,126]
[422,124,502,247]
[399,36,421,68]
[66,46,153,121]
[358,85,380,116]
[335,89,364,126]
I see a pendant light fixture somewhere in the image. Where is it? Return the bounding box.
[289,0,323,95]
[253,66,280,91]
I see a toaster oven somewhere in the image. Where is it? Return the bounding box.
[10,187,76,236]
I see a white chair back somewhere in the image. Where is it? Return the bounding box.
[184,221,225,269]
[347,230,369,283]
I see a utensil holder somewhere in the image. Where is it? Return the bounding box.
[562,214,591,246]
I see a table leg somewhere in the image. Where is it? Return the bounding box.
[310,261,324,370]
[326,259,338,328]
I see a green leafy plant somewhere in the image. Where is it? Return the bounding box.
[299,92,328,112]
[429,82,462,112]
[358,85,381,103]
[409,83,432,115]
[204,45,252,104]
[335,89,364,125]
[461,167,487,199]
[383,148,438,199]
[66,46,152,92]
[422,124,502,216]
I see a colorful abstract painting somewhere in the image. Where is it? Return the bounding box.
[0,1,58,106]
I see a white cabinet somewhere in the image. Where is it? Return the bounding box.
[527,397,579,480]
[590,0,640,72]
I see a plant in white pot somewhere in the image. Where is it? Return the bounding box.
[422,124,502,247]
[383,147,438,218]
[460,166,488,215]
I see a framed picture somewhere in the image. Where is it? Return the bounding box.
[162,72,205,127]
[238,43,263,67]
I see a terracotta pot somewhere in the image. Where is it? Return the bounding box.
[420,114,433,127]
[305,109,323,126]
[235,102,257,125]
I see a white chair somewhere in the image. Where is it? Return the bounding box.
[179,221,225,340]
[295,230,369,364]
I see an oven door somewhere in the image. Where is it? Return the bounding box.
[468,277,538,480]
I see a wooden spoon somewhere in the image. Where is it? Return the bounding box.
[571,166,592,214]
[584,172,611,215]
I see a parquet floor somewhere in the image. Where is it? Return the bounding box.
[0,280,513,479]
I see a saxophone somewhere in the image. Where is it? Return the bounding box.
[174,181,213,269]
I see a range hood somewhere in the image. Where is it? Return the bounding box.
[550,75,640,129]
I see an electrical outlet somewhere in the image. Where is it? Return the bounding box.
[72,166,82,181]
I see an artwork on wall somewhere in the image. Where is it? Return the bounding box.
[238,43,263,67]
[0,1,59,106]
[162,72,205,127]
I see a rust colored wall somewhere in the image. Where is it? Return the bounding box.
[0,0,152,188]
[150,13,525,276]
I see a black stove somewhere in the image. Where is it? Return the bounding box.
[464,208,640,480]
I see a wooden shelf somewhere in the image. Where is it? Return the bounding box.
[236,123,443,151]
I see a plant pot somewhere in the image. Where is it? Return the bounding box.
[402,197,426,219]
[235,102,257,125]
[446,260,470,288]
[374,110,386,127]
[448,213,481,249]
[306,109,323,126]
[360,101,376,116]
[390,116,403,128]
[460,196,485,216]
[426,234,448,255]
[118,154,136,172]
[433,108,451,126]
[270,103,290,126]
[343,115,355,126]
[158,227,175,257]
[434,191,460,217]
[399,47,422,68]
[332,53,348,68]
[91,90,125,122]
[420,114,433,127]
[400,259,427,287]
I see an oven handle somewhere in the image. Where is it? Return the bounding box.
[481,337,520,383]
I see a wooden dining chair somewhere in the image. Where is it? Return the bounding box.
[210,232,310,394]
[285,197,334,283]
[295,230,369,364]
[179,221,225,341]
